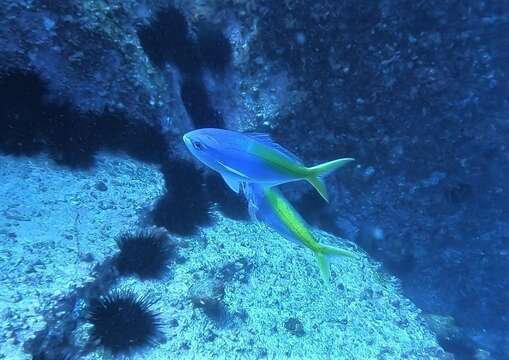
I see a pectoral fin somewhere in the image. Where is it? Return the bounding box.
[222,173,242,193]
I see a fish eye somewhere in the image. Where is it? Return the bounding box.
[192,140,205,151]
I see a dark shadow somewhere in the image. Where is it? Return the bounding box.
[137,7,228,129]
[180,76,225,128]
[197,23,232,73]
[205,173,249,220]
[152,160,213,235]
[137,6,200,74]
[0,70,168,168]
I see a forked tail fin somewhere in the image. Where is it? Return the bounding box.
[315,244,356,284]
[306,158,355,202]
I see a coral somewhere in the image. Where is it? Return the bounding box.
[88,289,162,355]
[152,159,212,235]
[115,229,175,279]
[4,153,445,359]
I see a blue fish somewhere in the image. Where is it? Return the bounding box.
[183,128,354,201]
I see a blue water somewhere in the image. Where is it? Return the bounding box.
[0,1,507,359]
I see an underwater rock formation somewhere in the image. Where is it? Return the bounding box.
[0,153,446,359]
[0,153,165,359]
[207,2,509,356]
[0,0,507,358]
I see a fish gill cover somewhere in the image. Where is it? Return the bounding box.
[0,0,508,359]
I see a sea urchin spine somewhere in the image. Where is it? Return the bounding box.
[115,229,175,279]
[88,289,162,355]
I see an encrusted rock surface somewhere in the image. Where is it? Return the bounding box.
[0,0,507,357]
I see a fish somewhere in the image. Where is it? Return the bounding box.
[183,128,354,201]
[244,182,355,284]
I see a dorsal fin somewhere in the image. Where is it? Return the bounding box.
[244,132,303,164]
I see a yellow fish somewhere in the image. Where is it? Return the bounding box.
[245,183,355,283]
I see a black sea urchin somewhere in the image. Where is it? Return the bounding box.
[88,289,162,355]
[115,229,175,279]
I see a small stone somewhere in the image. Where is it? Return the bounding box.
[95,181,108,191]
[98,201,112,210]
[397,318,409,328]
[284,317,305,337]
[258,348,268,358]
[4,209,30,222]
[0,308,13,320]
[204,330,217,342]
[80,252,95,262]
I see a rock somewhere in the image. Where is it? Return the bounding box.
[284,317,305,337]
[189,278,228,326]
[94,181,108,192]
[423,314,460,339]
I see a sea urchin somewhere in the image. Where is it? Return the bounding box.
[88,289,162,355]
[115,229,175,279]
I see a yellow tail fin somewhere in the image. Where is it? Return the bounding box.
[315,244,356,284]
[306,158,355,201]
[316,253,331,284]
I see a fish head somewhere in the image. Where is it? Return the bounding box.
[183,128,225,169]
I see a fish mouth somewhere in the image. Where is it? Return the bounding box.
[182,133,192,148]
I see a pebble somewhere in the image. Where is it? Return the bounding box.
[4,209,31,222]
[80,252,95,262]
[98,201,113,210]
[284,317,305,337]
[0,309,13,320]
[95,181,108,191]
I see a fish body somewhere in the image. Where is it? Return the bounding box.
[244,183,355,283]
[183,128,354,201]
